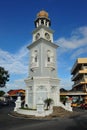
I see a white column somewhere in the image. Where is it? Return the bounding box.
[36,22,39,27]
[25,88,29,105]
[32,92,36,109]
[39,19,41,26]
[47,22,49,27]
[47,84,50,98]
[56,87,60,106]
[44,20,46,26]
[32,83,36,109]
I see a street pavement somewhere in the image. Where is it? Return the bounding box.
[0,104,87,130]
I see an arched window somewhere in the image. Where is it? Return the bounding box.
[47,50,51,62]
[34,50,38,62]
[41,19,44,25]
[35,56,37,62]
[48,57,50,62]
[31,50,38,63]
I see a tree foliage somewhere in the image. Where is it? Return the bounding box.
[0,67,10,88]
[0,90,5,97]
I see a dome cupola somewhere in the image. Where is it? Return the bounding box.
[34,10,51,28]
[37,10,48,18]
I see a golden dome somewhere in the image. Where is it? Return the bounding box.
[37,10,48,18]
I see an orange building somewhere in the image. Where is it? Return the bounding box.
[8,89,25,100]
[71,58,87,103]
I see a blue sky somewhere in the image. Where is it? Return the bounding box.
[0,0,87,92]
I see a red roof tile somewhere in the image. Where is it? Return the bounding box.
[8,89,25,96]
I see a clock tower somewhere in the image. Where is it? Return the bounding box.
[25,10,60,109]
[33,10,53,42]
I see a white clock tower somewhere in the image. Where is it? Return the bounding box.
[25,10,60,109]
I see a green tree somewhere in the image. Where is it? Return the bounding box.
[0,90,5,97]
[0,67,10,88]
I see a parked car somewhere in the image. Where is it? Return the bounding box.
[1,100,9,106]
[80,103,87,109]
[71,103,78,107]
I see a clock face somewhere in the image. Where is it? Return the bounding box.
[45,32,50,40]
[35,33,40,40]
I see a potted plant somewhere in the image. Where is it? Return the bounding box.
[44,98,53,110]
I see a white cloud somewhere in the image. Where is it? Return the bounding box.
[0,44,29,91]
[0,45,29,75]
[56,26,87,90]
[60,77,73,90]
[71,47,87,59]
[0,79,26,92]
[56,26,87,56]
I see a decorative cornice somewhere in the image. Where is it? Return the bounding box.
[32,25,54,34]
[27,38,59,49]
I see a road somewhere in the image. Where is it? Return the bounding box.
[0,104,87,130]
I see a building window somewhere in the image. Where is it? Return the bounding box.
[48,57,50,62]
[41,19,44,25]
[47,50,51,62]
[35,56,37,62]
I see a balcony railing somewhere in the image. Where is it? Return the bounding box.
[46,62,55,69]
[30,62,39,69]
[82,66,87,69]
[72,78,86,87]
[71,68,87,81]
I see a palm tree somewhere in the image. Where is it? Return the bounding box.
[44,98,53,110]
